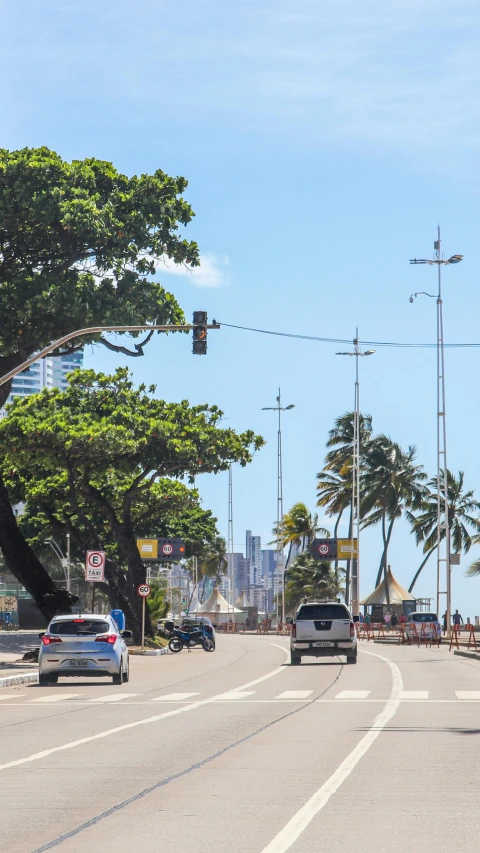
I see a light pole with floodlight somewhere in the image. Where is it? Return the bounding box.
[336,332,375,615]
[262,390,295,624]
[409,227,463,634]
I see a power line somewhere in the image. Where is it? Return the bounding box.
[219,322,480,349]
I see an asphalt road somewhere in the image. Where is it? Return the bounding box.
[1,635,480,852]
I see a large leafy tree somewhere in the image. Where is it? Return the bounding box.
[0,147,200,611]
[407,470,480,592]
[273,502,328,569]
[0,369,264,638]
[361,436,427,600]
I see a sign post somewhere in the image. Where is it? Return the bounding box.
[138,584,151,649]
[85,551,106,614]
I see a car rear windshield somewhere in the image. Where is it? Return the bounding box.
[410,613,438,623]
[296,605,350,621]
[50,620,111,635]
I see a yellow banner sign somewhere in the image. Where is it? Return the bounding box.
[337,539,359,559]
[136,539,158,559]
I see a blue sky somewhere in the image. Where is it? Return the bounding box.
[3,0,480,616]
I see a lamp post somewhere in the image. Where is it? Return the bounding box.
[45,537,70,591]
[262,390,295,625]
[409,227,463,635]
[336,332,375,615]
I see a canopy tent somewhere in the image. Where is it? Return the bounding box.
[235,591,259,629]
[196,587,245,624]
[235,591,251,609]
[360,568,416,607]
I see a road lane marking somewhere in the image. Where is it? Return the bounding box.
[29,694,83,703]
[150,692,200,701]
[455,691,480,699]
[0,694,25,701]
[335,690,371,699]
[215,691,255,700]
[398,690,428,699]
[0,645,289,772]
[89,694,138,703]
[276,691,313,699]
[260,648,403,853]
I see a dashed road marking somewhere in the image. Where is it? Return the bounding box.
[150,692,200,701]
[215,691,255,700]
[455,690,480,699]
[29,694,83,703]
[335,690,371,699]
[275,691,313,699]
[89,694,139,703]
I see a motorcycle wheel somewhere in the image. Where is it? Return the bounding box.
[203,638,215,652]
[168,638,183,653]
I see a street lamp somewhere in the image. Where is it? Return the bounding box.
[45,535,71,591]
[262,390,295,625]
[336,331,375,615]
[409,227,463,635]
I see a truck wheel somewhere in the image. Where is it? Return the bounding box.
[346,652,357,665]
[291,653,301,666]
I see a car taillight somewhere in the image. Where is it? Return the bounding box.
[291,624,296,638]
[42,635,62,645]
[350,622,355,637]
[95,634,117,644]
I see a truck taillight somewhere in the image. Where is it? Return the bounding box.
[291,624,296,638]
[350,622,355,637]
[42,635,62,645]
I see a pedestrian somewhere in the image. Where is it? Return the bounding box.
[452,610,463,626]
[399,613,406,626]
[442,611,447,632]
[365,612,371,626]
[391,612,398,629]
[384,611,391,630]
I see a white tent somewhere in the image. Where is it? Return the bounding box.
[196,587,245,624]
[360,568,416,607]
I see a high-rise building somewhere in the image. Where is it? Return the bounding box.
[246,530,262,585]
[2,351,84,411]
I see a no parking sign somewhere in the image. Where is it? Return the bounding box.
[85,550,106,582]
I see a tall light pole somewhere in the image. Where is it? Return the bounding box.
[227,465,235,621]
[410,227,463,634]
[45,537,70,591]
[262,390,295,624]
[336,332,375,615]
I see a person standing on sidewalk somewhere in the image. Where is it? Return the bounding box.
[452,610,463,627]
[391,612,398,630]
[384,611,391,631]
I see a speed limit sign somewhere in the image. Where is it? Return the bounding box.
[138,584,151,598]
[319,544,329,556]
[161,543,173,557]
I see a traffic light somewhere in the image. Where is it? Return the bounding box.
[192,311,207,355]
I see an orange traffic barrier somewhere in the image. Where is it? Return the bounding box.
[420,622,428,644]
[426,622,440,648]
[376,623,386,641]
[467,625,477,650]
[449,624,460,651]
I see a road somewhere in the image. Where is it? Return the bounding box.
[1,634,479,852]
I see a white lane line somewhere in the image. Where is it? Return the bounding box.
[0,644,289,772]
[215,691,255,700]
[455,691,480,699]
[0,694,25,701]
[89,694,138,703]
[29,694,83,703]
[260,647,403,853]
[335,690,371,700]
[276,691,313,700]
[150,692,200,701]
[398,690,428,699]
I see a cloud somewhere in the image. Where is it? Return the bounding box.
[156,253,231,288]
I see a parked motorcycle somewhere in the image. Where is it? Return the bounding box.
[168,623,215,653]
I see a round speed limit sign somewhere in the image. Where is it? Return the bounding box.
[138,584,151,598]
[319,544,329,556]
[161,543,173,556]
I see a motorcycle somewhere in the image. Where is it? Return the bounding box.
[168,623,215,653]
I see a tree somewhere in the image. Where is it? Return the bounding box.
[284,552,344,613]
[316,470,351,580]
[0,146,200,612]
[324,412,373,473]
[0,368,264,638]
[407,470,480,592]
[197,537,228,603]
[273,502,328,569]
[361,436,427,601]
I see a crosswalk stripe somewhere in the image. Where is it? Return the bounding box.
[398,690,429,699]
[30,694,82,703]
[88,693,138,703]
[276,690,313,699]
[0,694,25,701]
[215,691,255,700]
[336,690,371,699]
[150,692,200,701]
[455,691,480,699]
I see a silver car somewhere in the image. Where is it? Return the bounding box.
[38,614,132,685]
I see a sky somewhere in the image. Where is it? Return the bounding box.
[3,0,480,616]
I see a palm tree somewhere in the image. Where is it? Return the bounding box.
[316,469,352,580]
[408,471,480,592]
[197,537,228,602]
[272,502,329,569]
[361,436,427,602]
[284,552,344,612]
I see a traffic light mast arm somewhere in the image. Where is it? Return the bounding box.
[0,321,221,387]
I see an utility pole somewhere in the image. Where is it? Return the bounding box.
[410,229,463,635]
[227,465,234,621]
[66,533,71,593]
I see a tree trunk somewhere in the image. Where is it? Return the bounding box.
[408,547,437,593]
[0,476,77,620]
[382,519,395,609]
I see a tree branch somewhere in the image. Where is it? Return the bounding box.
[99,330,154,358]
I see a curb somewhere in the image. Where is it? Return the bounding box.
[129,647,169,656]
[0,671,39,688]
[454,649,480,662]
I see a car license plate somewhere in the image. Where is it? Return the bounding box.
[69,659,89,667]
[314,641,333,647]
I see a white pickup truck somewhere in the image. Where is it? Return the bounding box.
[287,601,357,665]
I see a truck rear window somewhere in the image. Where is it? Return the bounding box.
[296,605,350,621]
